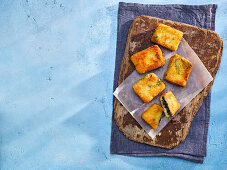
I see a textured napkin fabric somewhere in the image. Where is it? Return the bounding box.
[110,2,217,163]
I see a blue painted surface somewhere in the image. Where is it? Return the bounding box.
[0,0,226,169]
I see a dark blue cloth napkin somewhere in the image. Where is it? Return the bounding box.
[110,2,217,163]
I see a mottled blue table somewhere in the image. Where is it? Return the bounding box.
[0,0,226,169]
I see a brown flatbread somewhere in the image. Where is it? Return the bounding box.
[113,15,223,149]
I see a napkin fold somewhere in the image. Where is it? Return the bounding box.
[110,2,217,163]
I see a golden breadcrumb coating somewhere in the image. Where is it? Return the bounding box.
[142,103,163,130]
[131,45,165,74]
[133,73,166,103]
[164,54,193,87]
[160,91,180,118]
[151,23,183,51]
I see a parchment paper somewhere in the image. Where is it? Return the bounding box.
[114,38,213,138]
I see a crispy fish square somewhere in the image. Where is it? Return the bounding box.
[131,45,165,74]
[151,23,183,51]
[160,91,180,118]
[164,54,193,87]
[133,73,166,103]
[142,103,163,130]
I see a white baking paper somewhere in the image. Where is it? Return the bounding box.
[113,38,213,139]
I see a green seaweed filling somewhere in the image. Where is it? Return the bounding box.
[161,97,171,117]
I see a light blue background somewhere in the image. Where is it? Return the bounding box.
[0,0,226,169]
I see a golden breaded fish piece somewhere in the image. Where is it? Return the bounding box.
[164,54,193,87]
[160,91,180,118]
[133,73,166,103]
[151,23,183,51]
[131,45,165,74]
[142,103,163,130]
